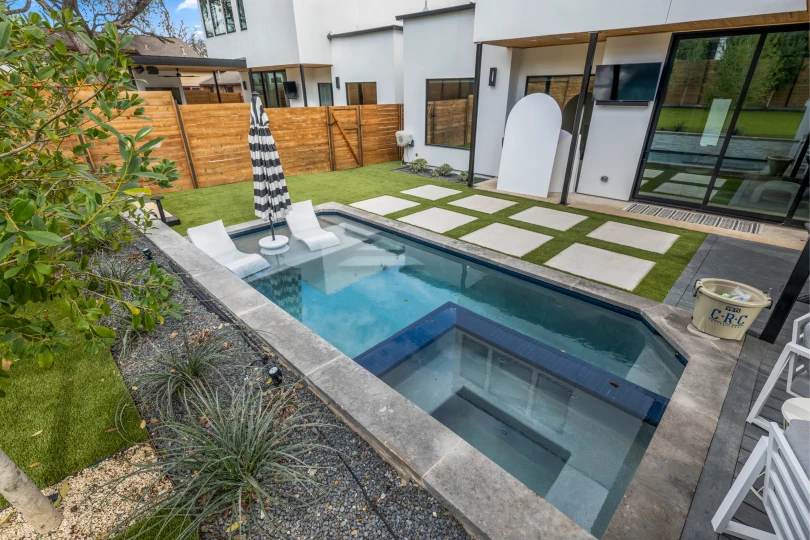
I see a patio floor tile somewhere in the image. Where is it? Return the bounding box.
[400,185,461,201]
[350,195,420,215]
[545,243,655,290]
[510,206,588,231]
[654,183,719,200]
[460,223,553,257]
[643,169,664,178]
[398,208,477,233]
[587,221,680,254]
[671,173,726,187]
[449,194,517,214]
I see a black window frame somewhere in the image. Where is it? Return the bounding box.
[318,82,333,106]
[346,82,377,105]
[252,70,289,109]
[424,77,474,150]
[200,0,237,37]
[631,22,810,226]
[235,0,247,30]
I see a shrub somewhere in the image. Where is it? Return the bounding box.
[110,384,331,540]
[670,121,687,132]
[431,163,453,177]
[732,126,746,136]
[408,158,428,174]
[136,331,234,415]
[457,171,469,183]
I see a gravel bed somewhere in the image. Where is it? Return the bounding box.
[0,446,171,539]
[110,230,472,539]
[394,166,488,185]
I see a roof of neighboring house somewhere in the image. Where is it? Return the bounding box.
[58,32,200,57]
[395,2,475,21]
[327,25,403,40]
[199,71,244,86]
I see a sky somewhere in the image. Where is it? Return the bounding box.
[163,0,204,38]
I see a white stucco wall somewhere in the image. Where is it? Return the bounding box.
[203,0,300,68]
[473,0,804,42]
[292,0,344,65]
[330,30,402,106]
[576,33,672,201]
[402,10,477,172]
[471,45,512,177]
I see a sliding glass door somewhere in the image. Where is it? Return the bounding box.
[635,24,809,224]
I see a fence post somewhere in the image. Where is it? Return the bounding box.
[326,106,335,172]
[357,105,365,167]
[173,102,199,189]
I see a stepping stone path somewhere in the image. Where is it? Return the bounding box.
[671,172,726,186]
[398,208,477,233]
[449,194,517,214]
[587,221,680,254]
[460,223,552,257]
[546,243,655,291]
[654,182,719,201]
[351,195,419,216]
[510,206,588,231]
[643,169,664,178]
[400,185,461,201]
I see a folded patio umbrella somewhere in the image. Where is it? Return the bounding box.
[250,91,291,239]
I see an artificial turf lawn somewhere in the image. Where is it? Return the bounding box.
[657,108,804,139]
[0,301,145,507]
[161,162,706,302]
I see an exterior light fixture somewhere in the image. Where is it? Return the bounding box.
[488,68,497,87]
[142,248,152,260]
[335,76,340,89]
[267,366,283,385]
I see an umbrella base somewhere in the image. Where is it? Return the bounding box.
[259,235,290,255]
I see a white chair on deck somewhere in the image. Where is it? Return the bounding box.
[712,420,809,540]
[187,220,270,279]
[285,200,340,252]
[747,313,810,431]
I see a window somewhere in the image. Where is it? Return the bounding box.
[225,86,234,93]
[425,78,474,148]
[235,0,247,30]
[318,83,333,106]
[200,0,236,37]
[252,70,288,108]
[346,82,377,105]
[525,75,594,110]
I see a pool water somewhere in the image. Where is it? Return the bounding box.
[235,215,683,537]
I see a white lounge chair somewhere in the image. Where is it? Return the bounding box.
[285,200,340,251]
[712,420,809,540]
[748,313,810,431]
[187,220,270,279]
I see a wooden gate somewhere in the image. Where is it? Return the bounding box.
[328,106,362,171]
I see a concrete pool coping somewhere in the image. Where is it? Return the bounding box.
[145,202,744,540]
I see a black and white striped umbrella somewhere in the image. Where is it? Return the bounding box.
[250,92,291,234]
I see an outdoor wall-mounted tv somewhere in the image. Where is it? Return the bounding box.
[593,63,661,105]
[283,81,299,99]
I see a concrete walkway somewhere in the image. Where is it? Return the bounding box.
[669,234,808,539]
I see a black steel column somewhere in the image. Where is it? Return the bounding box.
[247,68,255,93]
[559,32,598,206]
[212,71,222,103]
[466,43,483,188]
[299,64,308,107]
[760,225,810,343]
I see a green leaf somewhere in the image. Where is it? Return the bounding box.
[0,22,11,50]
[4,266,23,279]
[12,200,36,223]
[0,235,17,261]
[36,66,55,80]
[90,325,115,339]
[33,264,53,275]
[38,349,54,369]
[136,171,167,181]
[21,231,64,246]
[22,26,45,40]
[53,39,67,56]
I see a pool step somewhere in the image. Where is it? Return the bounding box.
[355,302,670,426]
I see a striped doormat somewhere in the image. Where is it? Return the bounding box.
[623,203,763,234]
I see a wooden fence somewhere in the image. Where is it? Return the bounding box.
[72,92,402,192]
[184,89,244,105]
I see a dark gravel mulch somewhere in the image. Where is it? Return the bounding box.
[107,230,471,540]
[394,166,489,185]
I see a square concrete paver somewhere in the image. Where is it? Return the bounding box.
[587,221,680,254]
[350,195,420,215]
[654,182,719,201]
[449,194,517,214]
[398,208,477,233]
[545,243,655,291]
[400,185,461,201]
[643,169,664,178]
[672,172,726,187]
[460,223,552,257]
[510,206,588,231]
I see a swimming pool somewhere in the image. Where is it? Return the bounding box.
[235,214,684,537]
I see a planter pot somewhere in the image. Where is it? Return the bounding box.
[766,154,794,176]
